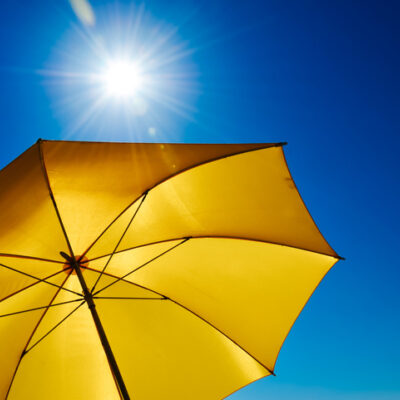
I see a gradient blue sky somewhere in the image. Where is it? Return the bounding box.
[0,1,399,399]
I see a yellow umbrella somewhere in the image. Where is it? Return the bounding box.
[0,139,341,399]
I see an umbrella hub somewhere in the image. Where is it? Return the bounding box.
[61,253,89,275]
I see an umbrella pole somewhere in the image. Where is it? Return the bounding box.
[72,259,131,400]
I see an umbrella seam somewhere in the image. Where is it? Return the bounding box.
[222,374,270,399]
[40,139,286,146]
[281,148,340,259]
[87,236,344,263]
[37,140,75,258]
[164,297,276,375]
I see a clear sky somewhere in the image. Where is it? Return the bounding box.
[0,1,399,399]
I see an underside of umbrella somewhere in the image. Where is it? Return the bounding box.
[0,140,341,399]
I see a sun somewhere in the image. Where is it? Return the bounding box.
[101,60,145,98]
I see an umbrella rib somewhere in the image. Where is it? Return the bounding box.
[90,191,148,294]
[281,149,340,259]
[93,296,167,300]
[79,143,285,260]
[5,271,73,399]
[88,236,344,263]
[0,262,83,298]
[0,299,83,318]
[93,238,190,296]
[0,253,63,264]
[84,265,168,298]
[23,301,85,355]
[37,139,75,257]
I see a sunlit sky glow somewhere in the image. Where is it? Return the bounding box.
[39,2,199,140]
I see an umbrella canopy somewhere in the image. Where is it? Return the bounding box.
[0,140,341,400]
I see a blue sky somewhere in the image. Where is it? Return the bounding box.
[0,1,399,399]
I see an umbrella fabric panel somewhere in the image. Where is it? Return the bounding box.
[8,303,119,400]
[0,258,65,301]
[0,145,69,261]
[41,140,275,255]
[95,297,268,400]
[86,146,337,261]
[0,274,65,398]
[92,238,337,372]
